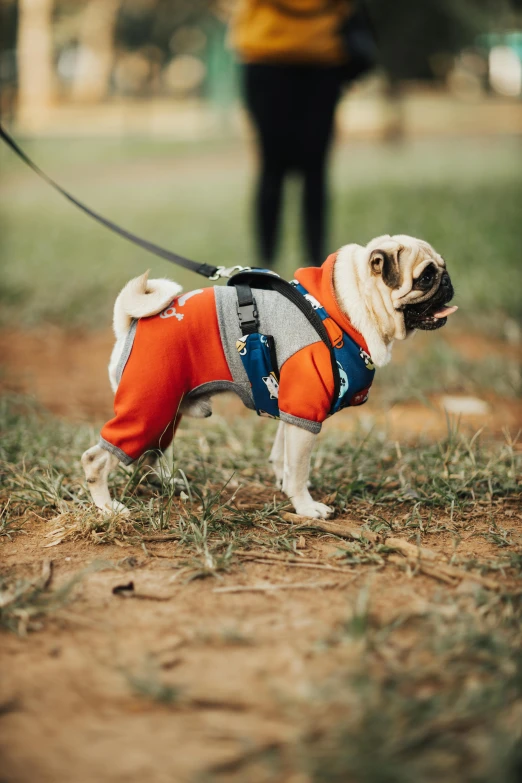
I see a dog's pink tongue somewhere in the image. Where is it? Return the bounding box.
[434,306,458,319]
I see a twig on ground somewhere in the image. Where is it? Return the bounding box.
[282,513,379,543]
[281,514,505,590]
[384,537,439,561]
[236,548,361,574]
[388,554,502,590]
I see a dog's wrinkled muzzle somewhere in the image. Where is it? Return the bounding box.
[403,272,457,331]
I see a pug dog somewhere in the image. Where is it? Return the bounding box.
[82,234,456,519]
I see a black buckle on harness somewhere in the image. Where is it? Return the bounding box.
[237,302,258,333]
[229,269,341,404]
[235,282,259,335]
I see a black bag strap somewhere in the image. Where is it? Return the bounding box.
[229,271,341,401]
[266,335,280,380]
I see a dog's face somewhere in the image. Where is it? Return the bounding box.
[334,235,457,366]
[364,234,456,339]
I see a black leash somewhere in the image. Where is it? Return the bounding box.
[0,122,340,398]
[0,122,222,279]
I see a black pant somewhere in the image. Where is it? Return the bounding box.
[243,63,344,267]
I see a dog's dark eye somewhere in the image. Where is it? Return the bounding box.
[414,264,436,290]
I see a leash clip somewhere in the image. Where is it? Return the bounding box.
[209,265,250,281]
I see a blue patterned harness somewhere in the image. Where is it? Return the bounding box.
[231,272,375,419]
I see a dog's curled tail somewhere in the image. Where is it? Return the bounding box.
[113,271,183,338]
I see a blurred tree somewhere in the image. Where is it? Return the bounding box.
[0,0,18,120]
[70,0,120,102]
[367,0,514,80]
[6,0,518,115]
[17,0,55,123]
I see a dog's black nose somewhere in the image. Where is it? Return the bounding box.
[440,272,454,301]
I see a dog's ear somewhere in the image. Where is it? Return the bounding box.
[369,248,402,289]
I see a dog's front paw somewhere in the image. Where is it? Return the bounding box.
[292,499,333,519]
[100,500,130,517]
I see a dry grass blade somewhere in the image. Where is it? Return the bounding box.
[246,556,354,575]
[278,561,353,575]
[188,696,252,712]
[213,580,339,593]
[206,741,283,775]
[236,549,315,562]
[141,533,182,542]
[388,554,458,586]
[40,559,53,589]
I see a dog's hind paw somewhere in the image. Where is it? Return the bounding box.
[292,499,333,519]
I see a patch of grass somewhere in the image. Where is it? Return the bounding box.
[314,422,520,515]
[0,499,26,540]
[1,397,520,586]
[379,342,522,404]
[0,562,81,635]
[205,589,522,783]
[124,658,182,707]
[2,391,521,780]
[293,590,522,783]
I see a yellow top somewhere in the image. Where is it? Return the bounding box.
[230,0,352,65]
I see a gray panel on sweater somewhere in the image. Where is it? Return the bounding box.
[214,286,321,387]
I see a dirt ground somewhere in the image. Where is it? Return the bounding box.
[1,510,520,783]
[1,327,521,783]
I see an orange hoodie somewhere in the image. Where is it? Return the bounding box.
[99,255,372,465]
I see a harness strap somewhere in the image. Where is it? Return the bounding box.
[229,271,341,402]
[0,123,220,279]
[235,283,259,335]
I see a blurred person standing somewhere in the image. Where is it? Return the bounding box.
[231,0,370,267]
